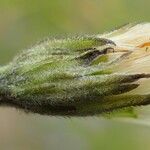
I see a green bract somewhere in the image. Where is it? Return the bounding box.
[0,23,150,116]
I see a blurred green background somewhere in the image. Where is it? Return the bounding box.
[0,0,150,150]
